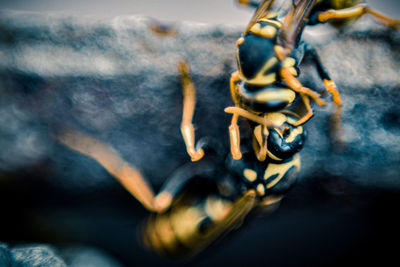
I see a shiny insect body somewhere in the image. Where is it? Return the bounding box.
[226,0,400,159]
[143,108,306,258]
[57,0,399,260]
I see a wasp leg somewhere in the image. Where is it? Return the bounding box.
[305,45,344,143]
[280,67,325,126]
[281,67,326,107]
[230,71,241,106]
[252,122,269,162]
[305,46,343,108]
[318,4,400,29]
[225,107,276,128]
[179,61,205,162]
[228,71,244,160]
[229,113,243,160]
[293,94,314,126]
[56,128,158,212]
[237,0,261,8]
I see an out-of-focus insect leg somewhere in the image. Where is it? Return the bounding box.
[293,94,314,126]
[237,0,261,8]
[56,128,204,213]
[305,45,344,143]
[149,19,178,37]
[56,128,158,212]
[318,4,400,29]
[179,61,205,162]
[305,46,342,107]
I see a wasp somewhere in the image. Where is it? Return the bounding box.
[57,61,306,258]
[56,0,399,260]
[216,0,400,160]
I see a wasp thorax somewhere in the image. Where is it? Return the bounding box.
[237,25,281,86]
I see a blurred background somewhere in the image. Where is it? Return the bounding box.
[0,0,399,24]
[1,0,400,266]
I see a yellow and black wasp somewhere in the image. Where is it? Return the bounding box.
[56,0,399,260]
[222,0,400,159]
[57,61,306,259]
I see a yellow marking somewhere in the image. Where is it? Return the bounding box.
[171,206,205,246]
[289,67,298,76]
[262,57,279,72]
[286,116,297,125]
[258,18,282,28]
[236,37,245,46]
[144,218,163,252]
[260,25,277,38]
[274,45,286,60]
[282,57,296,68]
[249,23,262,34]
[243,168,257,182]
[254,89,296,104]
[253,73,276,85]
[259,195,283,206]
[264,154,300,189]
[256,184,266,196]
[252,125,268,162]
[240,57,279,86]
[154,214,178,250]
[285,126,303,143]
[253,125,263,148]
[280,57,297,75]
[205,197,232,222]
[229,121,242,160]
[267,150,282,161]
[238,0,250,5]
[264,112,287,126]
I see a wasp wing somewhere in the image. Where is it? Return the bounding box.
[279,0,317,50]
[244,0,276,34]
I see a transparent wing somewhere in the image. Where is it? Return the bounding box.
[279,0,317,50]
[244,0,276,34]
